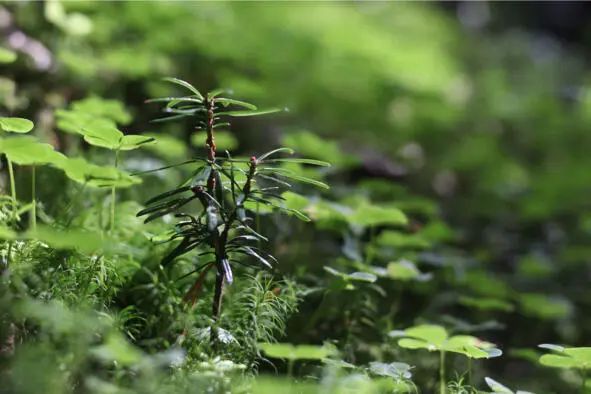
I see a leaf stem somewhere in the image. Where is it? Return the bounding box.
[31,165,36,231]
[7,159,16,222]
[110,150,120,235]
[440,350,446,394]
[583,367,587,394]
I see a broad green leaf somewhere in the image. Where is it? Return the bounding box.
[564,347,591,362]
[0,117,34,133]
[24,225,105,253]
[404,325,448,346]
[119,135,156,150]
[56,157,140,188]
[0,136,62,165]
[459,296,515,312]
[258,343,333,360]
[217,108,282,117]
[191,131,238,150]
[398,338,434,351]
[349,204,407,227]
[162,77,204,101]
[323,266,377,283]
[0,47,17,64]
[79,118,123,149]
[71,96,132,125]
[539,354,583,369]
[90,333,142,366]
[368,362,412,379]
[387,260,424,281]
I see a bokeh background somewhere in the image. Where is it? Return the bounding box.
[3,1,591,392]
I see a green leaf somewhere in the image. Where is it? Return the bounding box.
[405,325,448,346]
[217,108,282,117]
[90,333,142,366]
[0,47,17,64]
[323,266,377,283]
[24,225,106,254]
[257,147,295,162]
[349,204,408,227]
[276,172,329,190]
[398,338,434,351]
[162,77,204,101]
[79,118,123,150]
[0,136,63,165]
[215,98,257,110]
[56,157,140,188]
[368,362,412,379]
[258,343,333,360]
[265,158,331,167]
[387,260,423,281]
[119,135,156,150]
[71,96,132,125]
[564,347,591,362]
[0,117,34,133]
[539,354,583,369]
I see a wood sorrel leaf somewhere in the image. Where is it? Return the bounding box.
[0,117,34,133]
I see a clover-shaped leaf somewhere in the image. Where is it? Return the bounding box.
[538,344,591,369]
[0,117,34,133]
[56,157,141,188]
[387,260,432,282]
[0,136,64,165]
[392,324,502,359]
[368,361,412,379]
[348,203,408,227]
[324,266,377,283]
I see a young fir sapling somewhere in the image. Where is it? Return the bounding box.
[136,78,329,344]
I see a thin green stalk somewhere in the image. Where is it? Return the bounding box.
[468,357,473,390]
[582,368,587,394]
[31,165,36,230]
[7,159,16,222]
[110,150,120,235]
[440,350,446,394]
[287,359,294,379]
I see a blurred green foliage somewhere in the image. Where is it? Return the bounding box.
[1,1,591,393]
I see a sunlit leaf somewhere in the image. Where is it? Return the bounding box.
[258,343,334,360]
[24,225,106,253]
[0,117,34,133]
[119,135,156,150]
[349,204,408,227]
